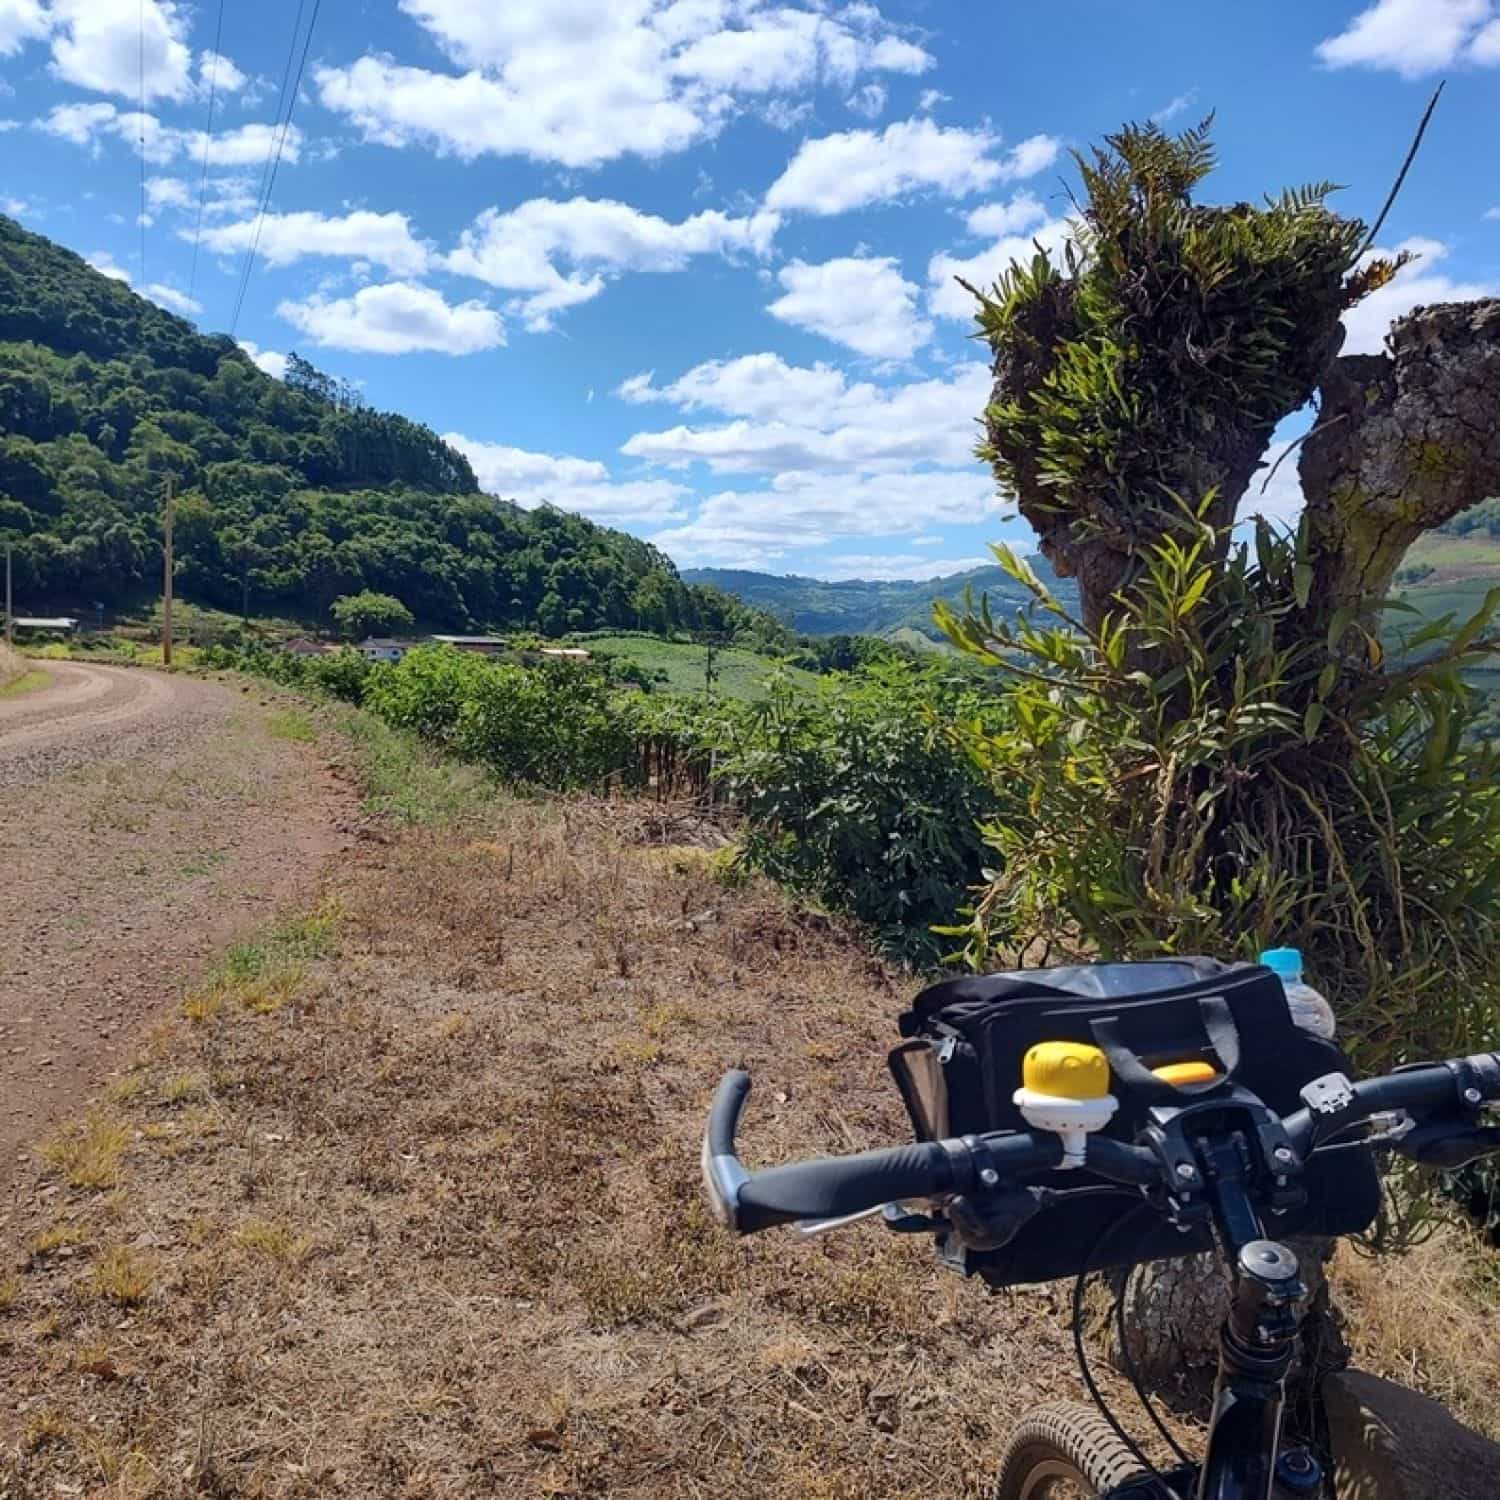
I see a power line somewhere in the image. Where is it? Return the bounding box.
[230,0,322,337]
[188,0,228,298]
[138,0,148,281]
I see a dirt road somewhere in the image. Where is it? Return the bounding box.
[0,662,351,1207]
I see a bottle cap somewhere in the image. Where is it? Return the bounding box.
[1258,947,1303,981]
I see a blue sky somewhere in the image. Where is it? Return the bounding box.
[2,0,1498,580]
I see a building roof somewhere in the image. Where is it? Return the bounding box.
[14,616,78,629]
[540,647,592,659]
[430,634,507,646]
[358,637,419,650]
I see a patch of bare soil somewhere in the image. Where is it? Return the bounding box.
[0,667,354,1205]
[0,793,1166,1499]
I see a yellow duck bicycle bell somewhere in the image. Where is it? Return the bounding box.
[1013,1041,1118,1168]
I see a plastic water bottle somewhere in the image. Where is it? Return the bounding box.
[1258,947,1337,1040]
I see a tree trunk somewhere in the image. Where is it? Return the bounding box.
[1300,299,1500,622]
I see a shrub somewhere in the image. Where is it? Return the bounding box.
[361,645,490,744]
[451,662,632,788]
[713,665,998,961]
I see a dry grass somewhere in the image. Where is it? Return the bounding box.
[1331,1224,1500,1440]
[85,1247,155,1306]
[38,1112,131,1190]
[2,786,1492,1494]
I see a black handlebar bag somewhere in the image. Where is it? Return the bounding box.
[888,958,1381,1288]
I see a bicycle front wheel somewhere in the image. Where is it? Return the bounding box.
[994,1402,1152,1499]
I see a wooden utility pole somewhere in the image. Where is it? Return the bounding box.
[4,541,13,649]
[162,477,175,668]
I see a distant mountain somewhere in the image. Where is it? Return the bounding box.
[682,559,1078,639]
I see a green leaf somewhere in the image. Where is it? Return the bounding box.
[1316,662,1337,700]
[1450,585,1500,654]
[1302,702,1325,740]
[1293,563,1313,609]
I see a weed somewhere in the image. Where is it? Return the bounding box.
[160,1070,209,1105]
[640,1000,697,1038]
[104,1072,152,1107]
[0,1276,19,1313]
[181,986,225,1023]
[264,706,317,742]
[232,1220,312,1265]
[40,1113,131,1190]
[28,1221,89,1259]
[87,1247,155,1306]
[22,1409,70,1452]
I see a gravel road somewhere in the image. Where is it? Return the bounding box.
[0,662,352,1208]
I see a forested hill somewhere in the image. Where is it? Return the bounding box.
[0,215,773,639]
[683,558,1076,638]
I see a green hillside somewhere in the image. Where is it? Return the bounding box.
[681,558,1077,639]
[0,215,782,643]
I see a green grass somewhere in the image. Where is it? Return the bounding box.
[0,667,50,698]
[264,707,317,742]
[580,634,817,700]
[332,703,498,827]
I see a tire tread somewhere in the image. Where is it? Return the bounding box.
[994,1401,1152,1498]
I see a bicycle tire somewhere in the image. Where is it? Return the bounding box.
[994,1401,1154,1499]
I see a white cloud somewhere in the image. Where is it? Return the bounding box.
[2,194,30,215]
[49,0,194,102]
[1341,236,1499,355]
[195,211,433,275]
[1485,206,1500,221]
[650,468,1001,567]
[620,351,1005,569]
[916,87,949,112]
[1151,88,1198,124]
[443,433,689,522]
[143,282,201,315]
[0,0,48,58]
[86,250,131,281]
[764,117,1059,216]
[768,255,932,358]
[928,196,1071,320]
[195,48,246,98]
[845,81,887,119]
[238,340,288,379]
[445,196,779,330]
[620,353,992,474]
[812,552,991,581]
[316,0,930,169]
[277,283,505,355]
[1314,0,1498,77]
[144,177,190,214]
[38,102,300,167]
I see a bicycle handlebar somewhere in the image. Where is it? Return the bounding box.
[703,1054,1500,1236]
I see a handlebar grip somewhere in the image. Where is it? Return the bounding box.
[707,1069,751,1158]
[736,1140,960,1233]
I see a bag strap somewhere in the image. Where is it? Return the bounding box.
[1089,995,1241,1103]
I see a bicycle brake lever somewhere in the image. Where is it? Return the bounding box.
[792,1203,890,1237]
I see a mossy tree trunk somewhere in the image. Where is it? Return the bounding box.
[1300,300,1500,625]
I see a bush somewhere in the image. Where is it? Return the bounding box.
[712,665,998,961]
[452,662,632,788]
[361,645,490,743]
